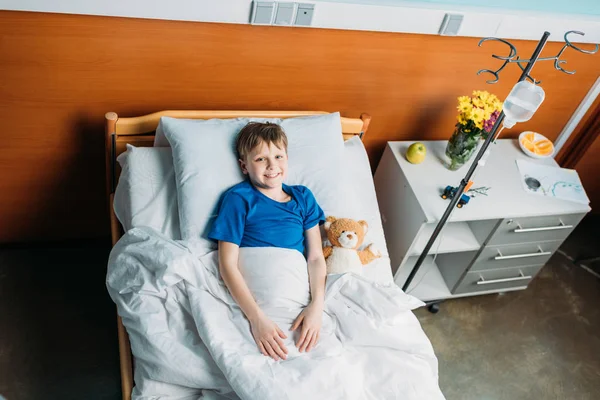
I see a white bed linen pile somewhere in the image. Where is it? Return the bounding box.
[107,227,445,400]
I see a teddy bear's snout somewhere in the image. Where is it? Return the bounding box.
[338,231,358,248]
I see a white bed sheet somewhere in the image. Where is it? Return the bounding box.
[108,227,444,400]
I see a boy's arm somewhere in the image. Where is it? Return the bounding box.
[291,224,326,353]
[218,241,263,321]
[218,241,288,360]
[305,225,326,306]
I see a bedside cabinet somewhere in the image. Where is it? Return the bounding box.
[374,139,590,302]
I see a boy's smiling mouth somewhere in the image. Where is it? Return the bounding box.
[264,173,281,178]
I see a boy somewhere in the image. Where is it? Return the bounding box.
[208,122,327,362]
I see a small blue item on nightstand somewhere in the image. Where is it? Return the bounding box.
[441,185,470,208]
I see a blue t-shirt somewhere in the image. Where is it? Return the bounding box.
[208,180,325,255]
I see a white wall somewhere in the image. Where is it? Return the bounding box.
[2,0,599,43]
[0,0,253,24]
[322,0,600,17]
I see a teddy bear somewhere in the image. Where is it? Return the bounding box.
[323,216,381,275]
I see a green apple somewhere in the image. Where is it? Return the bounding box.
[406,142,427,164]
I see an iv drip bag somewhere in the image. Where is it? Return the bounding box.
[502,81,545,128]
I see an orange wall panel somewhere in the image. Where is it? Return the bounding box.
[1,10,599,242]
[574,134,600,213]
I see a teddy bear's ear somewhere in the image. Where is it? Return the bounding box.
[359,220,369,233]
[324,216,336,231]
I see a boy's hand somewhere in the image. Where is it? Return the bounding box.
[291,302,323,353]
[250,313,288,361]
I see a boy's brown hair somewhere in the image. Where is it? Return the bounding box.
[236,122,288,160]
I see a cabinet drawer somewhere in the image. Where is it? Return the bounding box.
[453,265,543,294]
[470,241,561,272]
[488,214,584,246]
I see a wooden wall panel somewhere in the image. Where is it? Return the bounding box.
[556,95,600,167]
[574,135,600,213]
[1,10,599,242]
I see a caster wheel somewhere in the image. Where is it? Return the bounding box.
[457,203,463,208]
[441,194,447,199]
[427,303,440,314]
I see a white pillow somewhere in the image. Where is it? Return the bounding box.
[341,136,393,283]
[162,113,355,254]
[340,137,387,252]
[113,145,181,240]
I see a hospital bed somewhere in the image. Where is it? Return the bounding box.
[104,110,442,400]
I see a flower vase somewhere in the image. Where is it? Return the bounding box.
[445,126,481,171]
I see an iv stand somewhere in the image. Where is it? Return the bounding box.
[402,31,550,293]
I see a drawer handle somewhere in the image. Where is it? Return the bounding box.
[513,219,573,233]
[494,246,551,260]
[476,271,532,285]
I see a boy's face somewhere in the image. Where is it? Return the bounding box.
[239,140,288,190]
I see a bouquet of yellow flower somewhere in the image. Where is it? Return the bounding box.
[457,90,503,135]
[446,90,503,170]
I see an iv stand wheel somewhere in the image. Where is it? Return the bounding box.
[426,302,441,314]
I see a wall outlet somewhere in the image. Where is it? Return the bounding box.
[274,2,295,25]
[439,13,463,36]
[251,2,275,25]
[250,2,314,27]
[294,3,314,26]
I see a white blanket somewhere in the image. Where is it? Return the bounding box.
[107,227,445,400]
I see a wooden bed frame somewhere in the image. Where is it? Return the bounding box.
[104,110,371,400]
